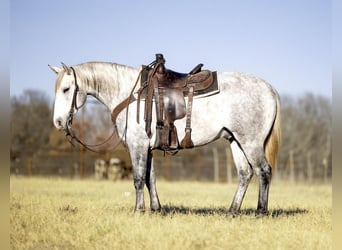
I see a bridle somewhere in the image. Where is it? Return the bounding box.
[65,66,79,130]
[63,66,142,152]
[61,58,159,153]
[64,66,119,152]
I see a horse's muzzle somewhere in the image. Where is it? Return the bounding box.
[53,117,65,130]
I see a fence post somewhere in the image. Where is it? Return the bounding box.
[195,153,201,181]
[165,154,171,181]
[324,133,331,182]
[307,151,313,182]
[323,157,328,183]
[27,156,32,176]
[213,147,219,183]
[289,150,295,182]
[73,162,80,179]
[226,147,232,183]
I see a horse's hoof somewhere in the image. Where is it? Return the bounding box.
[227,210,239,218]
[150,207,162,213]
[150,202,161,213]
[255,209,269,217]
[134,207,146,213]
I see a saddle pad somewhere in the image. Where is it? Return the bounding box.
[186,71,219,98]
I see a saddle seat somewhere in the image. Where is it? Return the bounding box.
[152,63,213,93]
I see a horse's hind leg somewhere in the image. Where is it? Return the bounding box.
[228,141,253,215]
[255,157,272,214]
[243,146,272,215]
[145,149,161,212]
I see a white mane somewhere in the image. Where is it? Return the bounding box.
[72,62,139,109]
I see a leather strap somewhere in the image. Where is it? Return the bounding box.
[68,67,80,126]
[153,76,164,127]
[180,84,194,148]
[144,76,154,138]
[111,94,136,125]
[185,85,194,131]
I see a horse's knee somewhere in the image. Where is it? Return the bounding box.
[238,168,253,183]
[134,176,145,190]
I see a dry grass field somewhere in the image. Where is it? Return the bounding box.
[10,177,331,250]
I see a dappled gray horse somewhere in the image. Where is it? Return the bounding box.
[50,60,281,215]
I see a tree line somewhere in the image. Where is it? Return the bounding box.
[10,90,331,181]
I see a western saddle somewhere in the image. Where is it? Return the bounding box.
[136,54,218,154]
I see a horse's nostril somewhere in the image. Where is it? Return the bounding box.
[54,118,63,129]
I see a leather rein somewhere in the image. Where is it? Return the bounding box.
[64,66,142,152]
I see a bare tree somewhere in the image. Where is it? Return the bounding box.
[11,90,52,156]
[279,93,331,180]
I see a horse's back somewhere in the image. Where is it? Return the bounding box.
[218,72,278,100]
[216,72,278,143]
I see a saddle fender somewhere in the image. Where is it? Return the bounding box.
[163,88,186,122]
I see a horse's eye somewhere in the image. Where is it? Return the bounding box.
[63,87,70,93]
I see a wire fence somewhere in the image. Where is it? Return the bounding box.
[10,139,331,183]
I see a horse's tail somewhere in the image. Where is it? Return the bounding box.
[265,94,281,169]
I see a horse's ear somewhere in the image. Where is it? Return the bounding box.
[48,64,61,74]
[61,62,72,75]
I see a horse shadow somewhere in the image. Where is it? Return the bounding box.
[159,205,308,218]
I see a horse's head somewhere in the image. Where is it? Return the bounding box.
[49,63,87,131]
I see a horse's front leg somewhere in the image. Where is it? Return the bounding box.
[130,144,161,212]
[146,148,161,212]
[131,146,149,212]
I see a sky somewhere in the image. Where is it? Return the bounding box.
[10,0,331,101]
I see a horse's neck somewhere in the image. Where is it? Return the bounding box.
[75,62,139,110]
